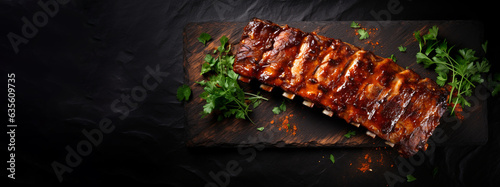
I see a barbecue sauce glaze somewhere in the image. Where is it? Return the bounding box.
[233,18,448,157]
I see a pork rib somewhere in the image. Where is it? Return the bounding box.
[233,18,448,157]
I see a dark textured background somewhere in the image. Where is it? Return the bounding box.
[2,0,499,186]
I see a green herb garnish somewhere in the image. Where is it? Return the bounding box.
[432,167,439,178]
[197,35,268,123]
[358,29,369,40]
[414,26,490,114]
[406,174,416,182]
[482,40,488,53]
[350,21,361,28]
[176,84,191,102]
[198,33,211,45]
[272,100,287,114]
[398,45,407,52]
[329,154,335,164]
[343,130,356,138]
[389,54,397,62]
[491,73,500,96]
[256,127,265,131]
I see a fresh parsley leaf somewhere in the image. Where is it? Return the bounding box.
[350,21,361,28]
[218,35,229,52]
[414,31,423,52]
[416,52,434,68]
[344,130,356,138]
[406,174,416,182]
[389,54,397,62]
[482,40,488,53]
[257,127,265,131]
[491,73,500,96]
[358,29,369,40]
[272,100,287,115]
[477,59,490,73]
[436,71,448,86]
[235,110,246,119]
[470,74,484,84]
[176,84,191,102]
[279,101,286,112]
[200,54,214,75]
[398,45,407,52]
[253,99,263,108]
[272,107,281,115]
[432,167,439,178]
[458,48,478,63]
[423,25,438,42]
[329,154,335,164]
[198,33,211,45]
[200,62,211,75]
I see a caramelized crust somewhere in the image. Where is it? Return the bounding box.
[233,18,448,157]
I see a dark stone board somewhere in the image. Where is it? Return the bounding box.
[183,20,487,149]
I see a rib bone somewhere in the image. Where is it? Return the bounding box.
[282,92,295,100]
[366,131,376,138]
[302,100,314,108]
[259,84,273,92]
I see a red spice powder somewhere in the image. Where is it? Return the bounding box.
[358,154,372,173]
[275,114,297,136]
[359,163,370,173]
[357,153,388,172]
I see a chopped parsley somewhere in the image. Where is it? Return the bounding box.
[491,73,500,96]
[398,45,407,52]
[343,130,356,138]
[358,29,369,40]
[272,100,287,115]
[198,32,211,45]
[176,84,191,102]
[350,21,361,28]
[389,54,397,62]
[406,174,416,182]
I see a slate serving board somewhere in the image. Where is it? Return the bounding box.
[183,20,488,148]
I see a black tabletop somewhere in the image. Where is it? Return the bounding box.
[2,0,499,186]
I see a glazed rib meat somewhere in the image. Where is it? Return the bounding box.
[233,18,449,157]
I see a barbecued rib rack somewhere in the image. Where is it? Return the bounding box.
[233,18,449,157]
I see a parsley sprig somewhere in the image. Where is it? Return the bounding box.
[414,26,490,114]
[197,35,268,123]
[350,21,361,29]
[358,29,369,40]
[198,32,211,45]
[343,130,356,138]
[176,84,191,102]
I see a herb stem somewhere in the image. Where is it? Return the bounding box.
[451,75,465,114]
[245,92,269,100]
